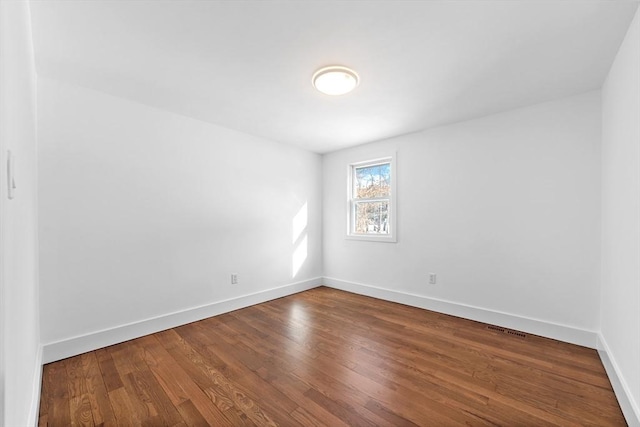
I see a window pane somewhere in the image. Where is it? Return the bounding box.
[354,201,389,234]
[354,163,391,199]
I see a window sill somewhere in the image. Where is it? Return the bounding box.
[346,234,397,243]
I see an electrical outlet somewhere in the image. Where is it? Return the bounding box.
[429,273,437,285]
[231,273,238,285]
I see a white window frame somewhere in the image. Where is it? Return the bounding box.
[347,154,397,242]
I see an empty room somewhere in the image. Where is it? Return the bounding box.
[1,0,639,425]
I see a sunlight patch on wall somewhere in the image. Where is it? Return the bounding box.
[292,202,308,243]
[292,202,308,277]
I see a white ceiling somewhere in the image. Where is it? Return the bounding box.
[30,1,639,153]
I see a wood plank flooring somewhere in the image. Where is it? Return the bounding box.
[39,287,626,426]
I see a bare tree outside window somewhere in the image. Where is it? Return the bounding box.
[353,162,391,234]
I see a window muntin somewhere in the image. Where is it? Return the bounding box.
[348,156,396,242]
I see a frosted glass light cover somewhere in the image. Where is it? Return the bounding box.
[312,66,359,96]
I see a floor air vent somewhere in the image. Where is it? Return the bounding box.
[487,325,527,338]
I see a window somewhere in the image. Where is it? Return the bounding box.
[347,155,396,242]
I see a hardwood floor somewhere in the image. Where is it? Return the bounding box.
[39,287,626,426]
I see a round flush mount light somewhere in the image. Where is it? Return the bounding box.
[312,65,359,96]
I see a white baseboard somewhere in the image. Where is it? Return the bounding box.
[42,277,323,364]
[28,344,43,427]
[323,277,598,348]
[597,334,640,427]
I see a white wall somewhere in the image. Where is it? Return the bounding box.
[0,0,41,425]
[324,91,602,341]
[601,6,640,423]
[38,77,322,356]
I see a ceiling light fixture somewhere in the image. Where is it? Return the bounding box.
[312,65,359,96]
